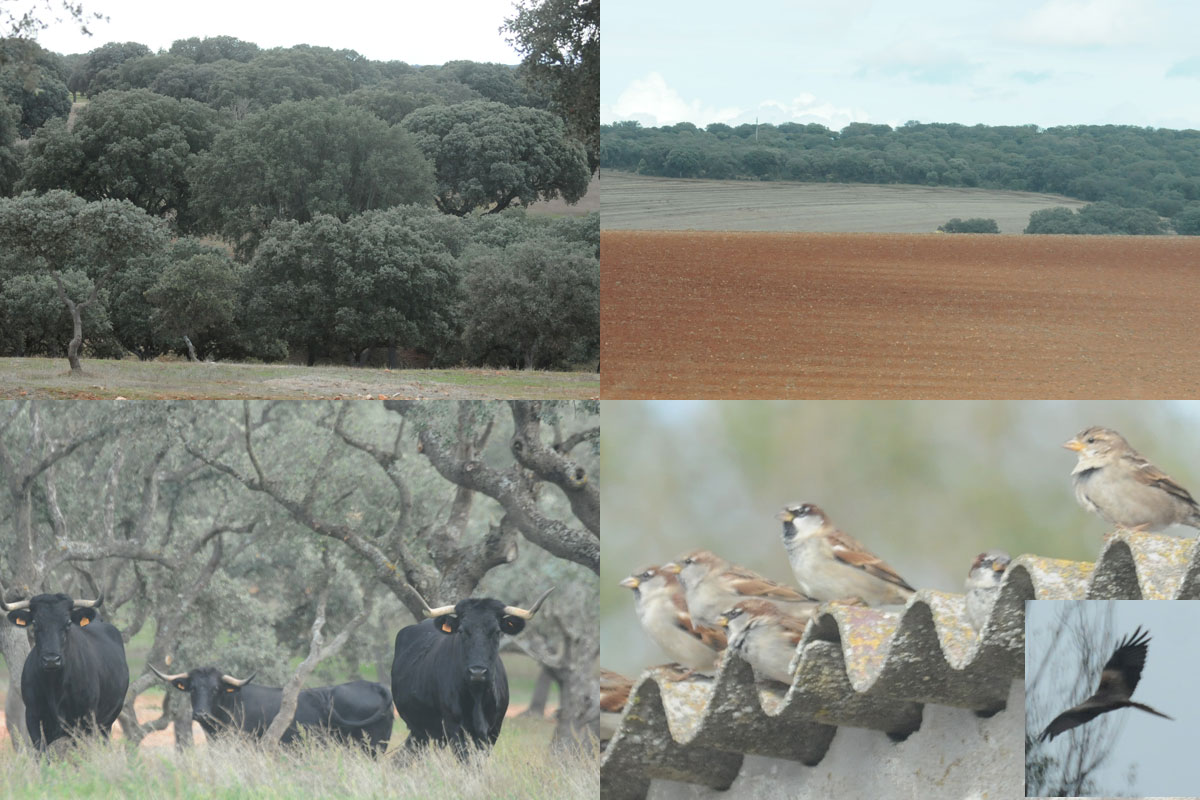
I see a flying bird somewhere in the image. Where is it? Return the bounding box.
[1038,625,1174,742]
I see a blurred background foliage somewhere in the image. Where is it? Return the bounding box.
[600,400,1200,675]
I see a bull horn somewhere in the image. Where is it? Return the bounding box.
[149,664,189,683]
[72,594,103,609]
[0,597,30,613]
[503,587,556,620]
[221,671,256,687]
[411,587,456,619]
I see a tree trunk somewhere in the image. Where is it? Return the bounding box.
[520,666,554,717]
[170,689,194,749]
[306,343,316,367]
[67,303,84,373]
[182,336,198,363]
[550,631,598,750]
[0,625,29,749]
[387,338,397,370]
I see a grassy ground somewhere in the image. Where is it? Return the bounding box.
[0,717,595,799]
[0,358,599,400]
[600,170,1089,233]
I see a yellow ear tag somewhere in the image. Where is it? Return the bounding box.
[13,617,26,627]
[175,682,187,691]
[441,622,453,633]
[226,687,235,692]
[78,617,90,627]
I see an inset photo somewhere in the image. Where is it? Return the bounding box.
[1026,599,1199,798]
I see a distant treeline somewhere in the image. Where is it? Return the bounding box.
[602,119,1200,233]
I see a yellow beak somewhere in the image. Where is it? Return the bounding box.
[619,576,639,589]
[662,562,681,575]
[1063,438,1084,452]
[777,509,795,522]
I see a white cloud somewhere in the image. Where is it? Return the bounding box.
[759,94,870,131]
[606,72,743,127]
[1012,0,1155,46]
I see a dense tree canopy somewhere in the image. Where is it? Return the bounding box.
[402,100,589,216]
[504,0,599,171]
[0,37,70,136]
[189,98,434,257]
[0,190,166,370]
[68,40,151,96]
[20,88,218,227]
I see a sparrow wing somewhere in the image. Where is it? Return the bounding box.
[827,529,917,593]
[600,670,633,712]
[671,590,728,649]
[1127,454,1200,510]
[776,613,811,646]
[727,574,814,602]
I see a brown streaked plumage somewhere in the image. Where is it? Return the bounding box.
[1039,625,1173,742]
[599,668,633,747]
[663,550,818,629]
[620,565,727,672]
[779,503,916,605]
[1065,426,1200,533]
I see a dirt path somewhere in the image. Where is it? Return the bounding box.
[602,231,1200,398]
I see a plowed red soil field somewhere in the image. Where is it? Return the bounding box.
[602,231,1200,398]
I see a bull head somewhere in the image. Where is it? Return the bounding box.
[3,593,103,630]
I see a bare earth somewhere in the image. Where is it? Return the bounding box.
[600,172,1088,233]
[601,231,1200,399]
[0,359,598,400]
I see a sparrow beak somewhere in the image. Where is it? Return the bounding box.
[662,562,681,575]
[619,576,639,589]
[1063,438,1084,452]
[716,616,729,627]
[777,509,794,522]
[992,560,1007,572]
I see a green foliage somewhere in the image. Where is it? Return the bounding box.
[459,234,599,369]
[145,251,243,356]
[20,89,218,227]
[938,217,999,233]
[401,100,589,216]
[1172,203,1200,235]
[1025,202,1166,234]
[503,0,599,171]
[0,268,116,357]
[68,40,152,96]
[168,35,261,64]
[0,38,71,136]
[0,190,167,365]
[602,121,1200,223]
[244,206,465,364]
[0,99,17,194]
[189,98,434,258]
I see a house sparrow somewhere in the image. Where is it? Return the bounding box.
[1064,426,1200,533]
[599,668,633,747]
[662,550,818,629]
[619,566,726,672]
[717,599,809,685]
[964,549,1010,633]
[778,503,916,605]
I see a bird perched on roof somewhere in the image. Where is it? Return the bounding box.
[599,669,633,748]
[1039,625,1173,742]
[1064,426,1200,534]
[619,565,726,673]
[778,503,916,605]
[663,550,818,629]
[717,599,810,686]
[964,550,1010,633]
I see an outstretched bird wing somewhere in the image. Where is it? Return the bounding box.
[1038,626,1169,742]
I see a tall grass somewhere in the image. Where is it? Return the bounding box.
[0,718,597,799]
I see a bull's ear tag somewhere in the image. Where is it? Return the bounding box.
[13,617,26,627]
[441,622,453,633]
[174,681,187,691]
[78,617,90,627]
[226,687,235,692]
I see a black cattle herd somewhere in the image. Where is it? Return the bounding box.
[2,586,554,757]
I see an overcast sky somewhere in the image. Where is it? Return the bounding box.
[28,0,522,65]
[602,0,1200,131]
[1028,600,1200,797]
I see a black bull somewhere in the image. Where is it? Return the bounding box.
[3,593,129,750]
[151,666,394,754]
[390,587,553,757]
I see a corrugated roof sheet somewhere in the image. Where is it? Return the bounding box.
[603,532,1196,798]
